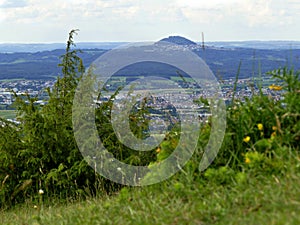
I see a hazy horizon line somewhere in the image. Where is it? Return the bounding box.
[1,39,300,45]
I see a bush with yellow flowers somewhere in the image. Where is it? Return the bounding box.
[148,66,299,184]
[203,67,299,175]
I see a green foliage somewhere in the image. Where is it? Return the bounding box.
[212,67,300,170]
[0,30,97,208]
[204,166,235,185]
[146,66,300,183]
[0,119,24,207]
[0,30,162,208]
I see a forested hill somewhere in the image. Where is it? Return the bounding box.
[0,44,299,80]
[0,49,106,80]
[159,36,197,45]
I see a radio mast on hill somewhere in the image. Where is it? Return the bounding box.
[201,32,205,51]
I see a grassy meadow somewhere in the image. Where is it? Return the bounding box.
[1,168,300,225]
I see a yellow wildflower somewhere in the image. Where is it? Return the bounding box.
[270,132,276,140]
[156,147,161,153]
[243,136,251,143]
[272,126,277,131]
[245,157,251,164]
[269,84,282,91]
[257,123,263,131]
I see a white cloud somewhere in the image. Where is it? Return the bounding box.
[0,0,27,8]
[175,0,239,9]
[0,0,299,42]
[237,0,298,27]
[176,0,299,29]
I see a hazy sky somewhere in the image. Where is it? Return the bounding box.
[0,0,299,43]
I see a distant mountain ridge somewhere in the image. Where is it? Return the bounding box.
[1,39,300,53]
[0,36,300,80]
[0,42,128,53]
[207,41,300,50]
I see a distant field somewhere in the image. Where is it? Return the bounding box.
[0,79,25,82]
[0,110,16,119]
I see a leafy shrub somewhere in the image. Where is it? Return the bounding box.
[0,30,161,208]
[0,31,108,208]
[213,67,299,170]
[150,66,299,183]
